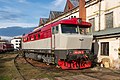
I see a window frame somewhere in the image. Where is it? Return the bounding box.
[105,12,113,29]
[61,24,79,34]
[89,18,95,32]
[52,25,59,34]
[101,42,109,56]
[38,33,40,39]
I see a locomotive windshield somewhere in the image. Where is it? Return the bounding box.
[61,24,79,34]
[61,24,92,35]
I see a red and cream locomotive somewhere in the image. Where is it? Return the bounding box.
[0,43,14,53]
[22,18,93,69]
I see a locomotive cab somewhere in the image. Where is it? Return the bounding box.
[51,23,93,50]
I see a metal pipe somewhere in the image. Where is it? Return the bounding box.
[98,0,101,31]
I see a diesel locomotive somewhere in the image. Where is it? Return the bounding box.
[0,43,14,53]
[22,18,93,69]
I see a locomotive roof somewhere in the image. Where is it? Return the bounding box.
[25,18,91,36]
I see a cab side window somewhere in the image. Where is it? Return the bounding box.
[52,27,55,34]
[52,26,59,34]
[55,26,59,34]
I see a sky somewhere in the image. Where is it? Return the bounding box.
[0,0,66,28]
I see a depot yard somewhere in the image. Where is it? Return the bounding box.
[0,52,120,80]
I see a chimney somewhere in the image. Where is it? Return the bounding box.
[79,0,86,21]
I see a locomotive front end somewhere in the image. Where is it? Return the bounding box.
[54,18,93,69]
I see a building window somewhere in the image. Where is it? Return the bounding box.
[16,40,18,42]
[71,16,73,18]
[74,16,76,18]
[105,12,113,29]
[101,42,109,56]
[89,18,95,32]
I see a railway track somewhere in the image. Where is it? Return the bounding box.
[14,51,61,80]
[23,53,64,76]
[22,52,101,80]
[13,51,120,80]
[14,53,26,80]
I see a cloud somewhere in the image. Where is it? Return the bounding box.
[0,0,28,4]
[51,0,66,10]
[0,11,26,22]
[0,36,13,40]
[0,6,26,21]
[0,22,37,28]
[0,6,21,13]
[53,0,65,6]
[0,5,38,28]
[0,0,66,29]
[0,0,11,4]
[42,0,66,11]
[17,0,27,3]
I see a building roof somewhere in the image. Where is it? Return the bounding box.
[93,27,120,38]
[49,11,63,20]
[39,18,49,25]
[64,0,79,12]
[69,0,79,8]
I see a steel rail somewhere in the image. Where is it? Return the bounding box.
[14,53,26,80]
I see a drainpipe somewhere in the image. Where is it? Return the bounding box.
[98,0,102,31]
[79,0,86,21]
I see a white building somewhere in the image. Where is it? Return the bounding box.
[86,0,120,68]
[11,37,21,50]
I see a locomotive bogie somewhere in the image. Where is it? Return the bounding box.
[24,51,55,64]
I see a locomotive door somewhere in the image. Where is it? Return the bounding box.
[51,26,59,50]
[52,27,55,50]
